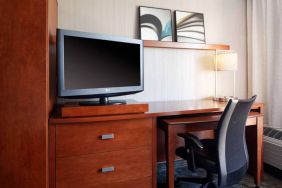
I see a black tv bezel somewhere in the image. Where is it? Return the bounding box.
[57,29,144,99]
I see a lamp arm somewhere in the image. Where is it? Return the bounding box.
[215,50,218,98]
[233,71,236,97]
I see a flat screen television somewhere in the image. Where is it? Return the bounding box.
[57,29,144,105]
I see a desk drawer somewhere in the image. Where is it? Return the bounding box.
[56,118,153,157]
[92,177,152,188]
[78,177,152,188]
[56,147,152,188]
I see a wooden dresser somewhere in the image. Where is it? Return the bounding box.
[49,115,155,188]
[49,100,264,188]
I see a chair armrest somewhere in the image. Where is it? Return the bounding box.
[177,133,204,150]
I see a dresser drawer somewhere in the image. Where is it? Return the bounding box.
[90,177,152,188]
[56,118,153,157]
[56,147,152,188]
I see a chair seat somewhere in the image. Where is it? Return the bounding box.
[176,139,218,173]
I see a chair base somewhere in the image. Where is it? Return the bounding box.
[176,177,217,188]
[175,169,219,188]
[176,177,216,187]
[176,177,210,184]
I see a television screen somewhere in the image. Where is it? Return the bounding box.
[64,36,141,90]
[57,29,144,101]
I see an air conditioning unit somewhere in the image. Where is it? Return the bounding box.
[263,127,282,170]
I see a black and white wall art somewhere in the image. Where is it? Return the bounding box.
[139,6,173,41]
[175,11,206,43]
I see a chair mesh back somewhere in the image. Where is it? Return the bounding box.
[216,96,256,186]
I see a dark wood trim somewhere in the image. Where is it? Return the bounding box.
[144,40,230,50]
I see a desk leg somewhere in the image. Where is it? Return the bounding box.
[152,118,157,188]
[246,116,264,187]
[255,116,264,187]
[165,126,176,188]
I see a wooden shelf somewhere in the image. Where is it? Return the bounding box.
[144,40,230,51]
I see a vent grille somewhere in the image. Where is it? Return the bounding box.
[263,127,282,170]
[264,127,282,140]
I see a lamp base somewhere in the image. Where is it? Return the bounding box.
[213,96,238,102]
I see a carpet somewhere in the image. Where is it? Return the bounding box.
[157,160,282,188]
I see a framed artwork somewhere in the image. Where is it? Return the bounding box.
[139,6,173,41]
[175,10,206,43]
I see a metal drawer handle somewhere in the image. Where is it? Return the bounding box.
[100,133,115,140]
[101,166,115,173]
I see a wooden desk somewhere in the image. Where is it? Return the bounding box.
[50,100,264,188]
[152,101,264,188]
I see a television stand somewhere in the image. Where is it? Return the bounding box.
[79,97,126,106]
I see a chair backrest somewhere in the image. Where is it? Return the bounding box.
[216,95,257,187]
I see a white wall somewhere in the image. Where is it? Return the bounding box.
[58,0,247,102]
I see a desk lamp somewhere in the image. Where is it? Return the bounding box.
[214,51,238,102]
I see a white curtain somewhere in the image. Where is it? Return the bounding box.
[247,0,282,128]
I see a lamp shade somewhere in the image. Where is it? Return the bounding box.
[216,52,238,71]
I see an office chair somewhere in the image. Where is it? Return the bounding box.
[176,95,257,188]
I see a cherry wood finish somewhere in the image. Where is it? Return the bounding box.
[73,177,152,188]
[152,118,158,188]
[49,125,56,188]
[56,118,152,157]
[147,100,263,116]
[50,117,155,188]
[56,147,152,188]
[256,117,264,185]
[48,0,58,112]
[49,100,264,188]
[161,112,260,126]
[246,116,264,185]
[165,125,177,188]
[160,106,264,188]
[50,100,264,124]
[60,103,148,117]
[144,40,230,50]
[0,0,57,188]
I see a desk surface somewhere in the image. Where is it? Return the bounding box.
[147,100,263,116]
[50,100,264,124]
